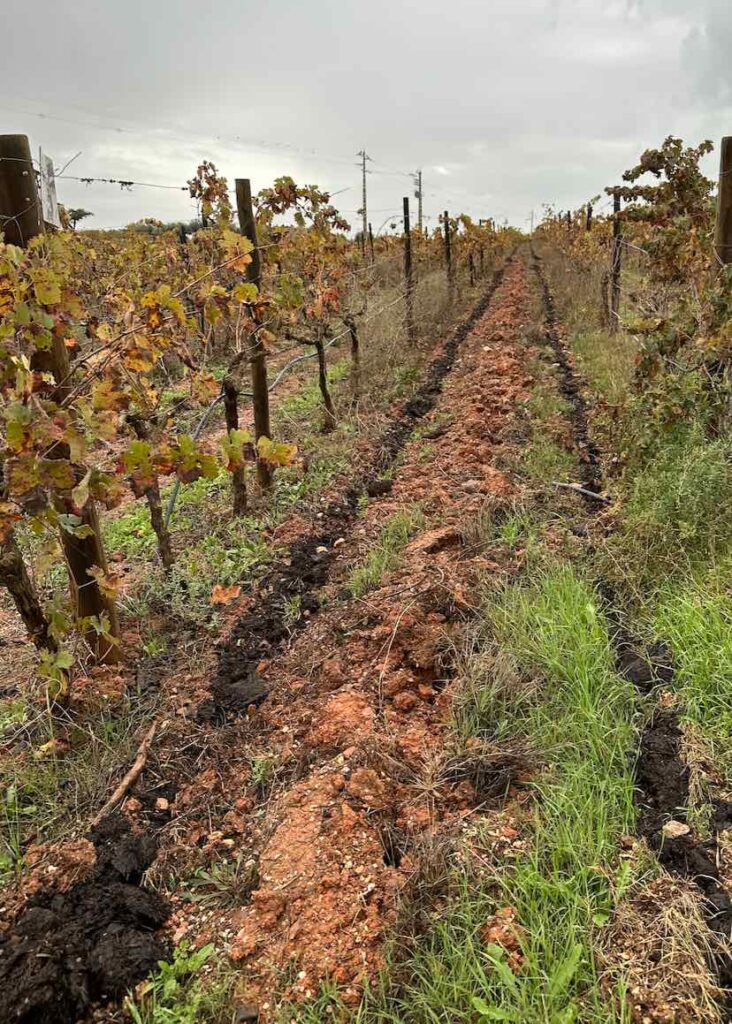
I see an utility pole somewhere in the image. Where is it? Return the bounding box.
[714,136,732,266]
[357,149,370,259]
[414,169,423,234]
[236,177,272,489]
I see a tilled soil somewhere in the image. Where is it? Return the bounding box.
[1,263,537,1022]
[157,260,537,1012]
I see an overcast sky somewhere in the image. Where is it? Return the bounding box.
[1,0,730,231]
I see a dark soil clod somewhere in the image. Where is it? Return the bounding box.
[635,709,690,836]
[0,814,170,1024]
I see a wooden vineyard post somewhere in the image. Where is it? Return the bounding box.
[415,169,423,234]
[0,134,43,246]
[714,136,732,267]
[443,209,455,295]
[344,313,360,403]
[368,222,375,264]
[403,197,416,343]
[222,377,248,515]
[236,177,272,489]
[609,190,622,334]
[585,202,593,232]
[0,135,119,664]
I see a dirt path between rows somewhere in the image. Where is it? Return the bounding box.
[2,262,541,1023]
[168,258,536,1013]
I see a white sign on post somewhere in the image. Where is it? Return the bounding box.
[39,150,61,230]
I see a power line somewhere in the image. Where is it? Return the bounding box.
[0,98,413,175]
[58,173,189,191]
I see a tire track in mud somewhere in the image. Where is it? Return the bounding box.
[0,266,509,1024]
[531,247,732,1008]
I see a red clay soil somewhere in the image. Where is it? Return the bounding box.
[160,260,538,1012]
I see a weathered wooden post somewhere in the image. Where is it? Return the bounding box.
[222,377,248,515]
[0,135,43,246]
[714,137,732,266]
[403,197,416,342]
[609,190,622,334]
[443,209,454,294]
[0,134,119,663]
[236,178,272,489]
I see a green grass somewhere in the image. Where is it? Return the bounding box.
[355,565,639,1024]
[348,507,425,598]
[277,358,350,422]
[520,435,575,487]
[572,330,636,405]
[0,694,157,884]
[652,579,732,785]
[125,942,236,1024]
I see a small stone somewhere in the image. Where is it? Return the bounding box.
[234,1003,259,1022]
[154,797,170,812]
[662,819,690,839]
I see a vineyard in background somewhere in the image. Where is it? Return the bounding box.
[530,138,729,564]
[0,143,515,709]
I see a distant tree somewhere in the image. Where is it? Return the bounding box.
[67,207,94,230]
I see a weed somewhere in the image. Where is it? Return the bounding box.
[275,979,347,1023]
[572,329,636,405]
[125,941,235,1024]
[0,697,28,735]
[142,632,170,659]
[348,507,425,598]
[283,593,302,628]
[390,365,421,399]
[180,855,259,911]
[520,434,575,486]
[250,751,279,795]
[0,699,158,864]
[0,783,26,884]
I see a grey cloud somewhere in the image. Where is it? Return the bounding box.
[1,0,730,228]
